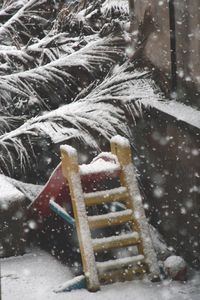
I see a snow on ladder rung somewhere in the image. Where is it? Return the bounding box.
[97,255,145,274]
[92,232,140,252]
[79,162,120,176]
[88,209,133,229]
[84,186,129,206]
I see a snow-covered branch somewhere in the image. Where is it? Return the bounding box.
[0,34,127,115]
[0,63,163,178]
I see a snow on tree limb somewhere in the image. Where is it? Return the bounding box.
[0,34,127,116]
[0,0,56,44]
[0,63,163,178]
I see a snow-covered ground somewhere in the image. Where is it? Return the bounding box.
[1,248,200,300]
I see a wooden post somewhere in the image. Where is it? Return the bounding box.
[110,135,160,279]
[110,136,144,254]
[60,145,100,292]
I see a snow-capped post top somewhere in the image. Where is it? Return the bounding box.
[111,135,130,148]
[60,145,77,157]
[60,145,100,291]
[111,135,160,279]
[111,135,132,166]
[60,145,79,178]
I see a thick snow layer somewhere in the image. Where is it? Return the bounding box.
[111,135,130,147]
[7,177,43,202]
[1,248,72,300]
[60,145,77,157]
[140,99,200,130]
[0,175,25,209]
[80,160,120,175]
[80,152,120,175]
[91,152,118,164]
[1,248,200,300]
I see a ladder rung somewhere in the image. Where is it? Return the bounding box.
[84,187,129,206]
[88,209,133,229]
[92,232,140,252]
[99,265,147,284]
[79,163,120,176]
[97,255,145,273]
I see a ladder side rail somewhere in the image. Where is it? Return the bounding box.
[60,145,100,292]
[110,136,160,279]
[110,137,144,255]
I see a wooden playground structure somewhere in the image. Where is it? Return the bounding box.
[50,135,160,292]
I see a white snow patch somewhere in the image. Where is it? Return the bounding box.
[80,151,120,175]
[2,248,200,300]
[0,175,25,209]
[1,248,72,300]
[91,152,118,164]
[60,145,77,157]
[111,135,130,147]
[80,159,120,175]
[54,275,85,293]
[140,99,200,130]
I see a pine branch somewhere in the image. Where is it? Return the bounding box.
[0,1,28,23]
[53,0,129,35]
[0,0,56,45]
[0,34,127,116]
[102,0,129,18]
[0,63,163,180]
[0,33,91,74]
[0,113,24,135]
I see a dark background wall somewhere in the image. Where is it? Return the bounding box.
[134,0,200,107]
[133,0,200,267]
[132,108,200,268]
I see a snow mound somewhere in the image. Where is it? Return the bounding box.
[0,175,25,210]
[164,256,187,278]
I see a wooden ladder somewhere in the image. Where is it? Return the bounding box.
[60,135,160,292]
